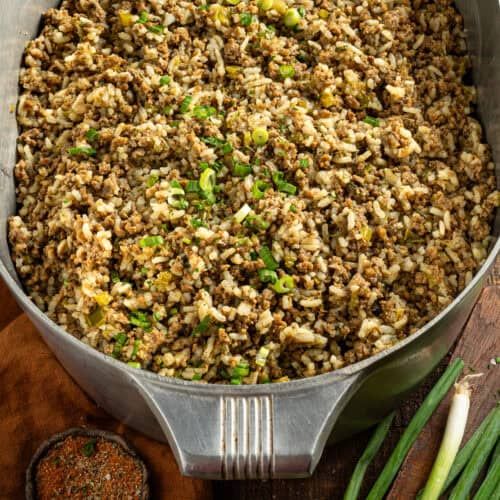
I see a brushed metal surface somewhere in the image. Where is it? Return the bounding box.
[0,0,498,479]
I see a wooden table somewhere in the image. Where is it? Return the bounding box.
[214,259,500,500]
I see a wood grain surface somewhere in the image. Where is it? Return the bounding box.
[214,259,500,500]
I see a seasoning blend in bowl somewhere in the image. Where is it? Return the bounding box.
[26,429,149,499]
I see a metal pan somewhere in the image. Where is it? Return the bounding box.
[0,0,498,479]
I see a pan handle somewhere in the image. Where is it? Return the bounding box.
[131,372,362,479]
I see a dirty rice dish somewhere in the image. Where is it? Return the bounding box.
[9,0,498,384]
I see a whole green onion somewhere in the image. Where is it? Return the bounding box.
[344,412,396,500]
[366,358,465,500]
[421,379,472,500]
[259,246,278,270]
[417,405,499,499]
[473,439,500,500]
[448,405,500,500]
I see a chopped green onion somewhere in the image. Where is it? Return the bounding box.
[240,13,253,26]
[86,128,99,142]
[298,6,306,17]
[421,378,473,500]
[199,168,216,192]
[279,64,295,79]
[366,358,465,500]
[273,274,295,294]
[147,174,159,187]
[299,158,310,168]
[283,8,301,27]
[190,218,207,228]
[81,439,97,457]
[148,24,164,34]
[259,246,278,270]
[252,127,269,146]
[244,214,270,231]
[180,95,193,113]
[202,136,233,154]
[231,361,250,384]
[112,332,128,358]
[344,412,396,500]
[233,159,253,177]
[159,75,171,86]
[68,147,96,157]
[139,235,164,248]
[289,204,298,213]
[258,269,278,284]
[272,171,297,195]
[234,203,252,223]
[186,180,200,193]
[129,311,151,331]
[110,271,120,283]
[256,346,270,367]
[192,373,203,381]
[127,362,142,369]
[193,105,217,120]
[257,0,273,10]
[87,306,105,327]
[136,11,148,24]
[252,180,270,200]
[131,339,141,359]
[193,316,211,336]
[364,116,380,127]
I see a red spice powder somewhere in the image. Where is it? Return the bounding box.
[35,435,145,499]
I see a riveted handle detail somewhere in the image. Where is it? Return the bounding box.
[131,373,361,479]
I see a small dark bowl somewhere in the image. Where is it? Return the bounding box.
[25,428,150,500]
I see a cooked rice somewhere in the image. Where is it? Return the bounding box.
[9,0,499,384]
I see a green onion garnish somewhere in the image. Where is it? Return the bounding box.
[258,269,278,284]
[147,174,159,187]
[299,158,310,168]
[259,246,278,270]
[148,24,164,34]
[252,180,270,200]
[279,64,295,79]
[283,8,301,28]
[159,75,171,86]
[139,235,164,248]
[186,180,200,193]
[110,271,120,283]
[86,128,99,142]
[199,168,216,192]
[192,316,211,336]
[234,203,252,223]
[136,11,148,24]
[129,311,152,330]
[255,346,270,367]
[363,116,380,127]
[68,147,96,157]
[180,96,193,114]
[251,127,269,146]
[232,362,249,378]
[202,136,233,154]
[192,373,203,381]
[193,105,217,120]
[273,275,295,294]
[127,362,142,369]
[190,218,206,228]
[131,339,141,359]
[112,332,128,358]
[81,439,97,457]
[272,171,297,195]
[244,214,270,231]
[240,13,253,26]
[233,159,253,177]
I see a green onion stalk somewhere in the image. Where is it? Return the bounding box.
[421,376,478,500]
[366,358,464,500]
